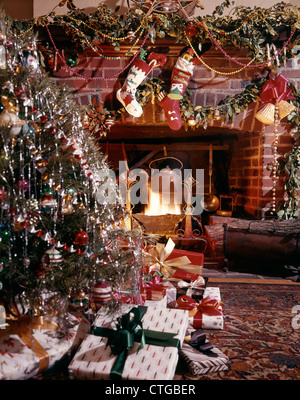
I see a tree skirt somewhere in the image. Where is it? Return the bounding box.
[175,281,300,380]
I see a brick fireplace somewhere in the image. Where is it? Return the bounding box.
[49,39,299,220]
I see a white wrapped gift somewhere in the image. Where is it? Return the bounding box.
[203,287,221,301]
[69,304,189,380]
[0,313,90,380]
[188,287,224,330]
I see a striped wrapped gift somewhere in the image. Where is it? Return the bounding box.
[180,341,230,375]
[69,304,188,380]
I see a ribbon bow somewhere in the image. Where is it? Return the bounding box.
[255,73,296,125]
[144,238,198,278]
[197,296,224,315]
[177,276,206,297]
[91,306,180,379]
[260,73,295,105]
[176,295,224,315]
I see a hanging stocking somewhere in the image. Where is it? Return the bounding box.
[159,49,198,130]
[117,52,167,118]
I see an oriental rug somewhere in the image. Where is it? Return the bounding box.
[175,280,300,380]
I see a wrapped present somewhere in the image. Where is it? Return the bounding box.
[203,286,221,301]
[189,295,224,330]
[180,331,229,375]
[176,293,224,330]
[144,238,203,278]
[140,273,166,301]
[69,304,189,380]
[0,313,90,380]
[141,270,177,304]
[144,296,167,309]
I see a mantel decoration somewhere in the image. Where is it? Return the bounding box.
[9,0,300,220]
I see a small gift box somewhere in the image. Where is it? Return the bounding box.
[0,313,90,380]
[180,330,229,375]
[69,304,189,380]
[143,238,203,279]
[141,270,177,305]
[140,272,167,301]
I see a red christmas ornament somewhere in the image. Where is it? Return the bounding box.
[185,24,197,37]
[40,115,48,123]
[49,126,57,134]
[74,229,89,246]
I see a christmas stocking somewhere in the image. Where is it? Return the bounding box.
[117,52,167,118]
[159,49,198,130]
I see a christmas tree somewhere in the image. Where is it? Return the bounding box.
[0,12,142,318]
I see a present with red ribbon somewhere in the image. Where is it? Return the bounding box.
[176,290,224,330]
[191,296,224,330]
[255,73,296,125]
[140,270,176,304]
[140,274,167,301]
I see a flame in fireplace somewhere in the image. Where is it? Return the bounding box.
[144,183,182,216]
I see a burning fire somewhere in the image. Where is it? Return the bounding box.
[144,183,182,216]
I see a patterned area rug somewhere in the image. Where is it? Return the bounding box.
[175,280,300,380]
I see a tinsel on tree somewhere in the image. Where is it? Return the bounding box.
[0,11,142,317]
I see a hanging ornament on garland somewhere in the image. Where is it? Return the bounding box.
[255,74,296,215]
[73,229,89,247]
[39,193,58,211]
[44,247,63,265]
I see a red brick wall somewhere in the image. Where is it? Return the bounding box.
[51,48,298,218]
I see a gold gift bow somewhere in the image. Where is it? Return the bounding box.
[0,315,60,373]
[144,238,202,278]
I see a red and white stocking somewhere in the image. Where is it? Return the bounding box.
[117,53,167,118]
[159,49,198,130]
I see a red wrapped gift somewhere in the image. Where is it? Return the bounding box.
[143,239,203,278]
[165,249,204,268]
[140,274,167,300]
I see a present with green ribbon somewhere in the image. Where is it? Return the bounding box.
[68,304,189,380]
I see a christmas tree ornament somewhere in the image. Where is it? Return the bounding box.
[91,282,112,309]
[6,292,29,317]
[61,194,74,215]
[117,52,167,117]
[0,228,10,244]
[40,193,58,211]
[36,157,49,174]
[45,247,63,265]
[74,229,89,246]
[159,49,198,130]
[15,178,30,192]
[69,289,89,311]
[23,257,31,268]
